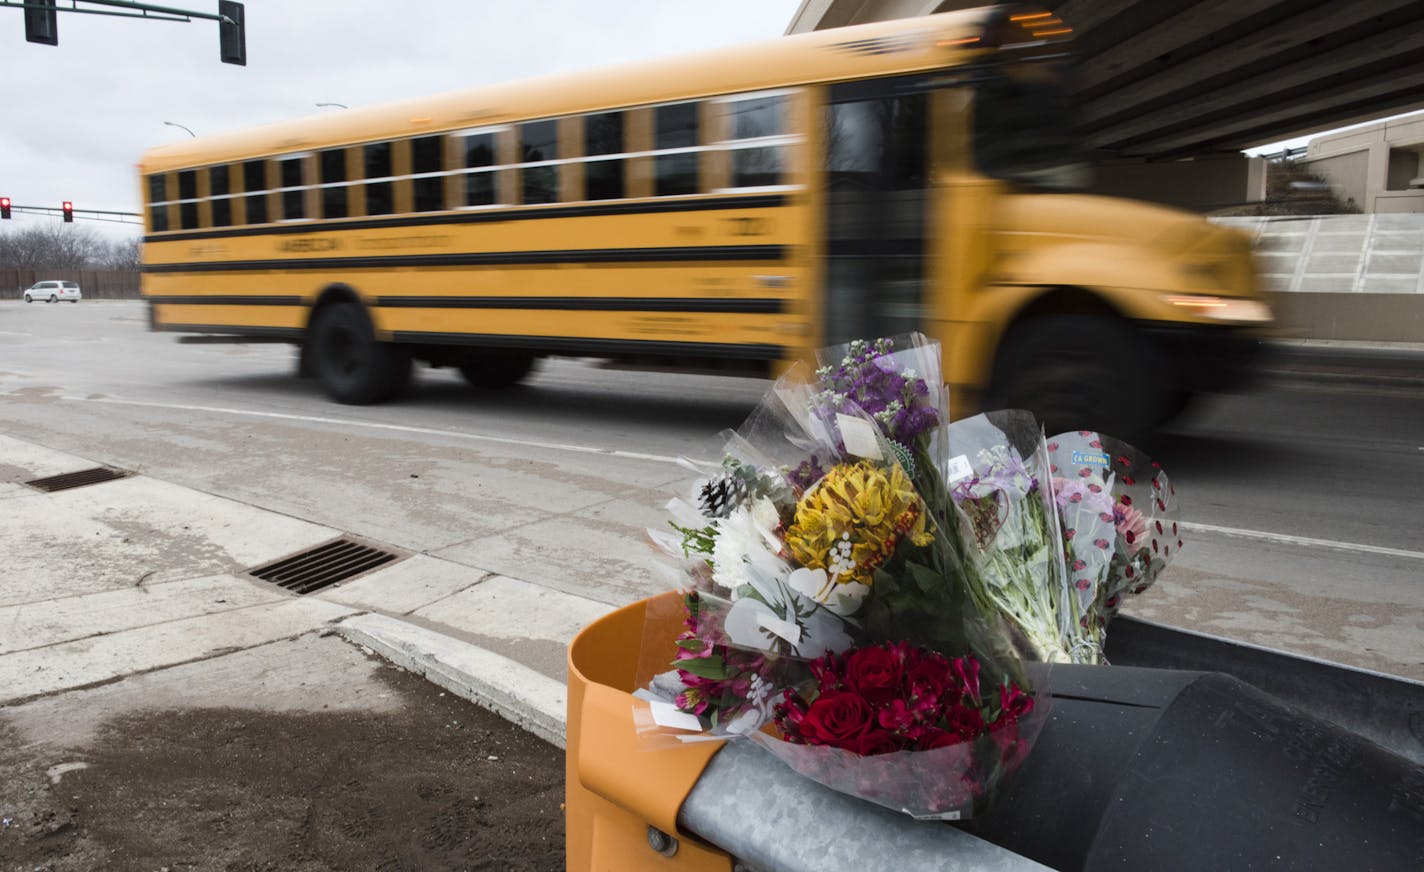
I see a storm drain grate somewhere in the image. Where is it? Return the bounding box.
[25,467,131,492]
[248,538,401,595]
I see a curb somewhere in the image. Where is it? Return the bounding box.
[333,613,568,750]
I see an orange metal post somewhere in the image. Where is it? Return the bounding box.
[566,592,733,871]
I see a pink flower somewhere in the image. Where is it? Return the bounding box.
[943,704,986,740]
[877,698,917,731]
[950,656,981,707]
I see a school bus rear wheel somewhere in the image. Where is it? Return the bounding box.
[308,302,412,405]
[458,350,536,390]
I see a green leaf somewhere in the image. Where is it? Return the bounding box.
[908,561,944,596]
[677,655,729,680]
[675,639,707,652]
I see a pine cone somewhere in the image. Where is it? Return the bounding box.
[697,473,747,518]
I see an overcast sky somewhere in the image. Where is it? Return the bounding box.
[2,0,802,238]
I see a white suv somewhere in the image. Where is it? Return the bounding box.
[23,281,82,303]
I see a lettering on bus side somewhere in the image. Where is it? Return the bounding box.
[357,235,454,250]
[278,237,342,253]
[628,315,704,337]
[723,217,770,237]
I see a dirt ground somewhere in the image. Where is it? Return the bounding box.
[0,656,565,871]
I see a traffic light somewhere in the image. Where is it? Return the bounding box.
[0,197,10,220]
[24,0,58,46]
[62,201,73,223]
[219,2,246,66]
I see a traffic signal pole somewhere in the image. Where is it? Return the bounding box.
[0,201,142,225]
[7,0,246,65]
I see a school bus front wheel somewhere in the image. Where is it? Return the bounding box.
[986,314,1161,443]
[307,302,413,405]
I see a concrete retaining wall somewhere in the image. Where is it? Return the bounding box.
[1213,214,1424,342]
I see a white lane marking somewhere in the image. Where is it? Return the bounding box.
[1179,521,1424,562]
[59,395,686,465]
[50,395,1424,562]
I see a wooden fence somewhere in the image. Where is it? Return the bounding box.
[4,269,141,299]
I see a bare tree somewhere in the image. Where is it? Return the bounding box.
[0,223,111,270]
[92,235,143,270]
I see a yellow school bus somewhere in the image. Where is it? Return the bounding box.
[139,5,1270,438]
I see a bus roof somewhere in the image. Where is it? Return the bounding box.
[139,7,1021,173]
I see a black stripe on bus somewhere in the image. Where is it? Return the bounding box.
[154,324,305,340]
[148,323,783,360]
[372,296,787,314]
[141,245,786,274]
[145,295,305,306]
[143,194,789,243]
[388,332,784,360]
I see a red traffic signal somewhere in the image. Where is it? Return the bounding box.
[0,197,10,220]
[62,201,73,223]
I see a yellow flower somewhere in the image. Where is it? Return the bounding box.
[785,460,933,586]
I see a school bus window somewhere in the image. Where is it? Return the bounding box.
[411,135,445,212]
[242,159,268,224]
[278,155,306,220]
[584,111,624,201]
[177,169,200,229]
[319,148,349,219]
[724,93,792,189]
[146,174,169,232]
[654,102,699,196]
[519,120,558,205]
[458,131,498,208]
[210,165,233,228]
[364,142,394,216]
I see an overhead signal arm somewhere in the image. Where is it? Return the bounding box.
[7,0,245,65]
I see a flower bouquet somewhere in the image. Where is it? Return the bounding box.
[635,333,1185,819]
[1045,431,1181,660]
[637,335,1046,819]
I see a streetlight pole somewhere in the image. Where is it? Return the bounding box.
[163,121,196,138]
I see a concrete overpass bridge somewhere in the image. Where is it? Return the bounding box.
[788,1,1424,160]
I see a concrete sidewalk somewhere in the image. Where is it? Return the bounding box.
[0,432,607,749]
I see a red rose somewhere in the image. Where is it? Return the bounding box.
[844,646,904,704]
[918,728,966,750]
[799,691,873,747]
[848,729,902,756]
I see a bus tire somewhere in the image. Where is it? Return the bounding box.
[309,302,411,404]
[987,315,1158,443]
[459,351,535,390]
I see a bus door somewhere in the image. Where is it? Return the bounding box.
[822,75,931,346]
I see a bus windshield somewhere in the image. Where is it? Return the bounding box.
[972,62,1090,191]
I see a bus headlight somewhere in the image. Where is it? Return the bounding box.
[1162,294,1273,323]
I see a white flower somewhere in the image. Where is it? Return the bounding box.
[710,497,786,594]
[786,567,869,617]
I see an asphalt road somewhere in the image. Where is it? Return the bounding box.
[2,300,1421,680]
